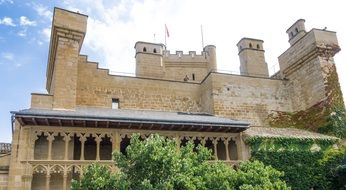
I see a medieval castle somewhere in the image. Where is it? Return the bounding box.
[0,7,343,189]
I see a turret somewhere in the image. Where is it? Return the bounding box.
[204,45,217,72]
[135,41,165,78]
[286,19,307,46]
[237,38,269,77]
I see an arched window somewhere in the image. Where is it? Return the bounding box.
[295,27,299,33]
[249,43,252,48]
[153,48,157,53]
[143,47,147,52]
[257,44,260,49]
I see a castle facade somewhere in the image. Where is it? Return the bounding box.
[0,7,343,190]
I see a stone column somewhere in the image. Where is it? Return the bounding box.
[112,131,120,152]
[63,134,71,160]
[47,135,55,160]
[224,138,230,161]
[80,135,86,160]
[62,173,68,190]
[175,135,181,151]
[45,173,50,190]
[213,139,218,160]
[95,135,102,161]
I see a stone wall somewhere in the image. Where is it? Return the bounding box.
[76,57,203,113]
[211,73,292,126]
[0,153,10,190]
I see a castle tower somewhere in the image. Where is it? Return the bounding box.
[237,38,269,77]
[204,45,217,72]
[45,8,87,110]
[286,19,306,46]
[279,19,342,111]
[135,41,165,78]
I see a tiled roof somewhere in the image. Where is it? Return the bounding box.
[244,127,338,140]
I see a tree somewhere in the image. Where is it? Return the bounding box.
[72,134,290,190]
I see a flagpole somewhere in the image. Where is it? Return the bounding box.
[201,24,204,49]
[165,27,167,47]
[164,24,167,47]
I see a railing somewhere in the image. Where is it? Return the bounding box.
[0,143,11,154]
[22,160,116,175]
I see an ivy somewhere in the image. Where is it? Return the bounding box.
[246,137,345,190]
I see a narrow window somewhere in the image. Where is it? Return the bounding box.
[290,32,294,38]
[249,43,252,48]
[257,44,260,49]
[239,45,242,51]
[112,98,119,109]
[153,48,157,53]
[192,73,195,81]
[143,47,147,52]
[295,27,299,33]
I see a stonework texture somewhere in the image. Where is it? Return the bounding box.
[4,7,344,190]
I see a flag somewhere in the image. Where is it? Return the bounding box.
[165,24,170,38]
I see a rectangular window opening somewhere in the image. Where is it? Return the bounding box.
[112,98,119,109]
[192,73,195,81]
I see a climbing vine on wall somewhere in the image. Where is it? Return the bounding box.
[246,137,345,190]
[267,47,345,138]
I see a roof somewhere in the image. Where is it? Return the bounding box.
[11,108,249,133]
[244,127,338,140]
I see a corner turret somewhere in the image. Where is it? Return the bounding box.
[286,19,307,46]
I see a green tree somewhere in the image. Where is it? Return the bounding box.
[72,134,290,190]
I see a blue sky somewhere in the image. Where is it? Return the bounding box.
[1,0,346,143]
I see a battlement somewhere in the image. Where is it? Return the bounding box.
[163,50,208,63]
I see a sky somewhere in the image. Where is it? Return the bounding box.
[0,0,345,143]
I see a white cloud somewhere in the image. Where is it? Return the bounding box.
[20,16,36,26]
[0,17,15,26]
[0,0,13,5]
[17,29,27,37]
[41,27,51,42]
[32,3,52,19]
[1,52,14,61]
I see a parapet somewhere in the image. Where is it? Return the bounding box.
[163,50,208,63]
[279,27,339,76]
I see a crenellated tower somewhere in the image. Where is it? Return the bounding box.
[135,42,217,82]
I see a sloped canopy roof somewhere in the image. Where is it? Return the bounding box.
[12,108,250,133]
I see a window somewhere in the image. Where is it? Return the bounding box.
[257,44,260,49]
[192,73,195,81]
[239,45,242,51]
[112,98,119,109]
[153,48,157,53]
[295,27,299,33]
[290,32,294,38]
[143,47,147,52]
[249,43,252,48]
